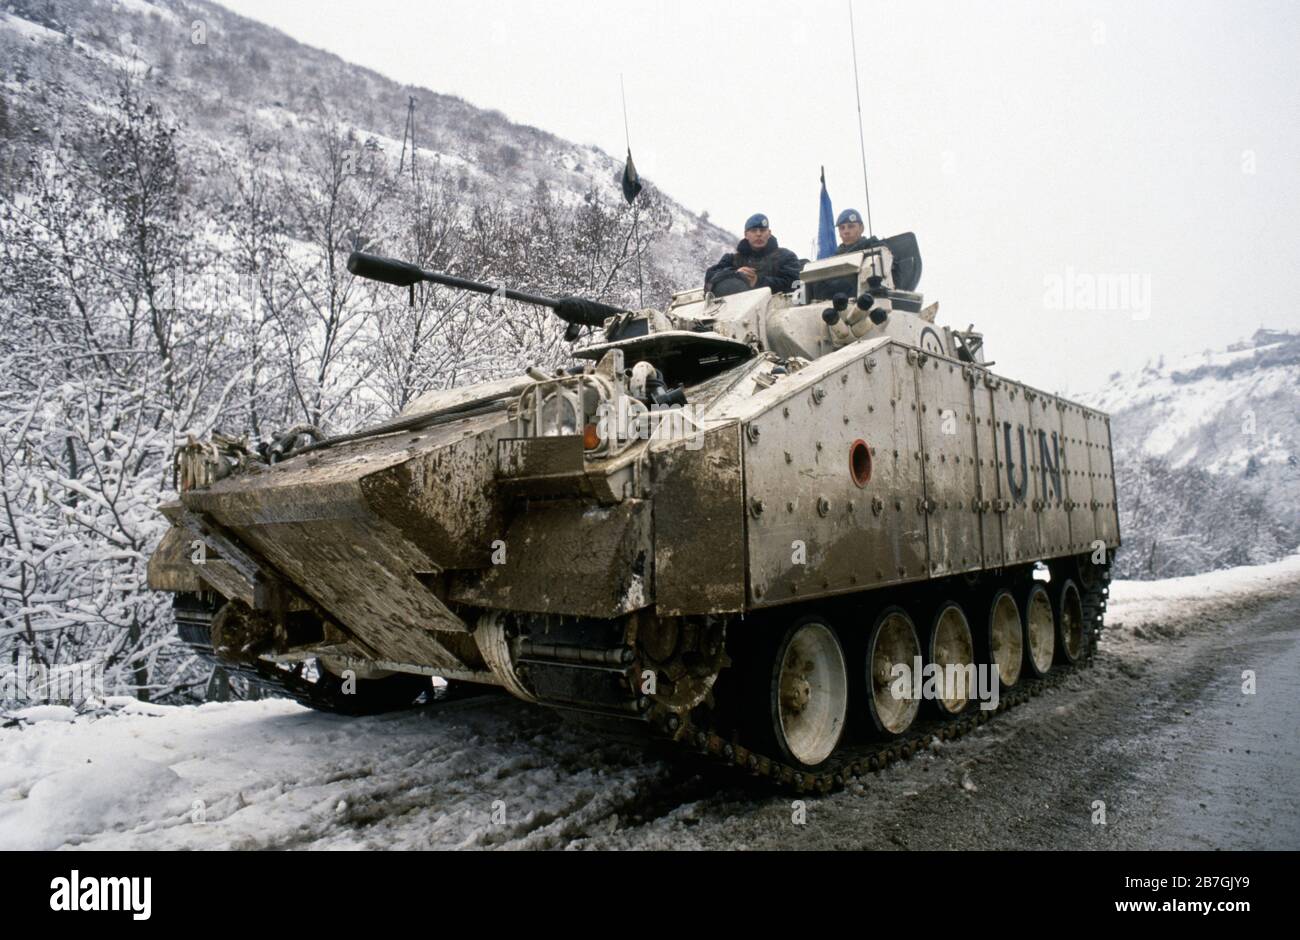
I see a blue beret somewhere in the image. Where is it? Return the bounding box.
[836,209,862,226]
[744,213,769,231]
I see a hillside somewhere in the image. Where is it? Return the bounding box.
[1087,329,1300,508]
[0,0,733,287]
[1079,329,1299,578]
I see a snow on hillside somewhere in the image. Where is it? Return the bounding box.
[1074,329,1299,578]
[1083,331,1299,475]
[3,556,1297,851]
[0,0,734,290]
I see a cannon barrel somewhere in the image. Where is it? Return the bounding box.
[346,251,624,326]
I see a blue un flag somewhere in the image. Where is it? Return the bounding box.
[817,169,836,259]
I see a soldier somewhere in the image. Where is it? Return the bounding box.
[705,213,801,297]
[834,208,881,254]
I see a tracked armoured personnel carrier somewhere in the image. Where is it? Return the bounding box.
[149,233,1120,789]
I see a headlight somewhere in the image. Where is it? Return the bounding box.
[539,387,581,436]
[519,377,610,446]
[515,350,644,458]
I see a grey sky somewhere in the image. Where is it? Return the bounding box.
[217,0,1300,394]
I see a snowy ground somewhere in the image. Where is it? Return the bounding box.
[3,556,1299,851]
[1105,553,1300,640]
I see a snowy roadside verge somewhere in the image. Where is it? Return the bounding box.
[0,692,662,851]
[1104,553,1300,647]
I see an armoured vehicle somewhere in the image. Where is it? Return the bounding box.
[149,233,1120,789]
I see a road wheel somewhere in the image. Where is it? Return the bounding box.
[984,589,1023,689]
[928,601,975,716]
[1054,579,1085,664]
[863,606,922,737]
[751,617,849,770]
[1021,583,1055,678]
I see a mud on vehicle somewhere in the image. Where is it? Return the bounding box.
[150,234,1119,790]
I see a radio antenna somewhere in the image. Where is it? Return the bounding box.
[620,74,644,308]
[620,74,632,153]
[848,1,874,236]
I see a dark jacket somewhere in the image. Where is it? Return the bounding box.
[835,235,883,255]
[705,236,801,295]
